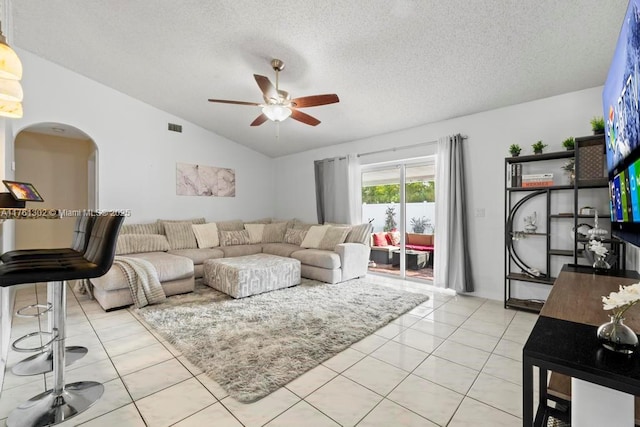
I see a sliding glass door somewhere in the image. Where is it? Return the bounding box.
[362,157,436,282]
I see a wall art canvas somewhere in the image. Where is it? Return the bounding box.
[176,162,236,197]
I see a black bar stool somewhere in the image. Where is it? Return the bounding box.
[1,213,124,427]
[8,214,96,376]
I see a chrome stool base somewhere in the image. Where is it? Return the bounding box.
[11,346,88,376]
[7,381,104,427]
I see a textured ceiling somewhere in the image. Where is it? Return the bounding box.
[10,0,629,157]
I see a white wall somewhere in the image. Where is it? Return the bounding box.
[13,49,275,224]
[274,87,606,300]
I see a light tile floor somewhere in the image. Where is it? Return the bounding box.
[0,276,539,426]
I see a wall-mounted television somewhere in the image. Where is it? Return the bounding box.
[605,0,640,246]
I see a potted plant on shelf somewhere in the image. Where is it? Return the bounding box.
[562,137,575,150]
[509,144,521,157]
[591,116,605,135]
[563,158,575,185]
[532,141,547,155]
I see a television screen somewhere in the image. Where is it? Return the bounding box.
[604,0,640,244]
[2,180,44,202]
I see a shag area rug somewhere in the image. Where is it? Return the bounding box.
[134,278,429,402]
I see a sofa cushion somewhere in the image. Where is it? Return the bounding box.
[116,234,170,255]
[291,249,341,269]
[262,222,287,243]
[319,226,351,251]
[284,228,307,245]
[345,223,373,245]
[167,248,224,265]
[157,217,205,234]
[163,221,198,249]
[216,220,245,231]
[262,243,303,258]
[300,225,330,248]
[121,222,162,235]
[244,224,265,243]
[91,252,193,291]
[219,244,262,258]
[220,230,251,246]
[192,223,219,248]
[407,233,434,246]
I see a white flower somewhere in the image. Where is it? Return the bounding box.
[589,239,609,257]
[602,282,640,317]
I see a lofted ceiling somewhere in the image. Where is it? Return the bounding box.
[10,0,629,158]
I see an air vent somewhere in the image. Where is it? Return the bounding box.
[168,123,182,133]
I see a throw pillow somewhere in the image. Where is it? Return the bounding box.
[220,230,251,246]
[244,218,272,224]
[319,226,351,251]
[163,221,198,250]
[156,217,205,234]
[385,233,393,245]
[284,228,307,245]
[116,234,170,255]
[372,232,387,247]
[244,224,265,244]
[192,222,219,248]
[121,222,162,235]
[262,222,287,243]
[300,225,331,248]
[346,223,373,245]
[216,220,245,231]
[386,231,400,245]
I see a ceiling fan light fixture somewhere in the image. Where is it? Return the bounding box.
[262,104,292,122]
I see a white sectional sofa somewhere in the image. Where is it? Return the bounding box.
[89,218,372,310]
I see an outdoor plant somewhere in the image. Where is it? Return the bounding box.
[591,116,605,134]
[562,137,575,150]
[532,140,547,154]
[410,216,428,233]
[508,144,521,157]
[383,206,397,232]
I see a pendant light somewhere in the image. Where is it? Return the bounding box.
[0,24,21,81]
[0,11,23,118]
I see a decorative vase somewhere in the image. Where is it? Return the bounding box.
[534,149,542,155]
[593,254,611,271]
[597,315,638,354]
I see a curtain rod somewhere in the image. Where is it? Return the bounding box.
[358,135,467,159]
[316,135,468,162]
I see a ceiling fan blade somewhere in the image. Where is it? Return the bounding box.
[250,114,269,126]
[254,74,278,102]
[291,94,340,108]
[290,109,321,126]
[208,99,260,106]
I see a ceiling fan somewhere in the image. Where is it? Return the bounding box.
[208,59,339,127]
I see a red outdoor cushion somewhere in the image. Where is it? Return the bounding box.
[372,232,387,246]
[405,244,434,252]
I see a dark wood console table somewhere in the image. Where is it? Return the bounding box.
[523,264,640,426]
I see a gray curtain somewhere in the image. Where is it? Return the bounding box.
[434,134,474,293]
[314,157,351,224]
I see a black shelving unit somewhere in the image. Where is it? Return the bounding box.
[504,135,624,313]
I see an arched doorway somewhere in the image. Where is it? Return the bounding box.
[14,123,97,249]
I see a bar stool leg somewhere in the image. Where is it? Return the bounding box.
[7,281,104,427]
[12,282,88,376]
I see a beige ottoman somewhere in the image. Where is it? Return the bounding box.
[203,253,301,298]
